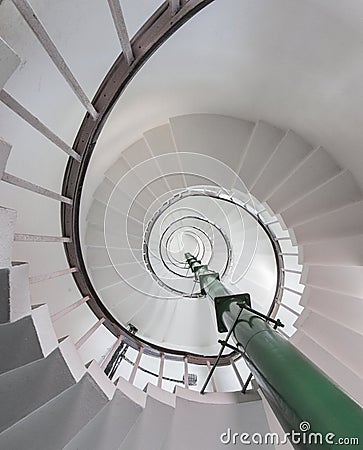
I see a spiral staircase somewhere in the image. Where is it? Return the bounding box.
[1,0,363,449]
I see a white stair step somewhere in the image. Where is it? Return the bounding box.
[302,264,363,298]
[144,123,186,191]
[290,331,363,406]
[294,310,363,377]
[0,263,30,324]
[105,157,131,185]
[280,170,362,227]
[104,184,146,219]
[142,299,178,341]
[279,289,303,315]
[301,234,363,266]
[85,224,127,248]
[266,146,341,213]
[274,306,297,336]
[119,395,174,450]
[87,200,122,230]
[90,266,122,290]
[0,37,21,90]
[90,262,145,290]
[63,389,143,450]
[170,114,254,172]
[112,293,150,326]
[293,200,363,244]
[176,152,241,191]
[116,376,147,408]
[123,139,170,198]
[0,347,79,433]
[0,206,16,269]
[144,123,177,158]
[0,373,108,450]
[162,396,272,450]
[87,247,142,268]
[9,262,31,322]
[106,274,160,320]
[97,277,145,310]
[122,138,153,168]
[108,168,156,211]
[251,130,313,202]
[300,286,363,335]
[238,121,286,190]
[163,298,218,349]
[93,178,115,205]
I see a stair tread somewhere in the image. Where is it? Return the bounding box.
[0,373,108,450]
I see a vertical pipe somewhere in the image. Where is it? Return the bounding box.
[186,253,363,449]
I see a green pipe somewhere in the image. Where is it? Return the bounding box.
[185,253,363,449]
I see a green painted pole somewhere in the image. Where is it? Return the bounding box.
[185,253,363,450]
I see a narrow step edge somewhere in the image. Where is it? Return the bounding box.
[58,336,86,383]
[145,382,176,408]
[31,303,58,357]
[0,205,17,269]
[174,385,261,404]
[10,262,31,322]
[86,360,116,400]
[116,375,147,408]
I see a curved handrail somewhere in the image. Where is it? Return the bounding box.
[61,0,216,355]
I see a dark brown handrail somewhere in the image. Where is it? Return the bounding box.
[60,0,227,363]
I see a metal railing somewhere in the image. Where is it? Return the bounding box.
[0,0,303,396]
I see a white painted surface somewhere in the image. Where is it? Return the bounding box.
[0,37,20,89]
[31,303,58,357]
[87,360,116,400]
[0,205,16,268]
[59,336,86,382]
[10,261,31,321]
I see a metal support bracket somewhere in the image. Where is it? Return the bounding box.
[236,302,284,329]
[200,302,246,394]
[214,293,250,332]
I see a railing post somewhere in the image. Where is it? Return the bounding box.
[101,336,123,370]
[0,93,81,160]
[206,360,217,392]
[10,0,98,119]
[183,356,189,389]
[107,0,134,64]
[29,267,77,284]
[230,359,245,391]
[75,318,105,350]
[129,347,143,385]
[51,296,89,322]
[14,233,71,243]
[158,353,165,388]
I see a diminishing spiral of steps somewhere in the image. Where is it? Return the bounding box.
[1,0,363,448]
